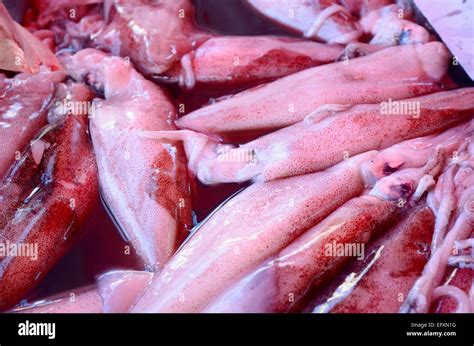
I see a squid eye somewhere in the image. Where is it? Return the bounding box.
[399,29,411,45]
[393,183,413,198]
[383,162,399,175]
[84,73,104,95]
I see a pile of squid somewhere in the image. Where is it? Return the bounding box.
[0,0,472,314]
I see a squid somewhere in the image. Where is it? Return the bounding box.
[0,82,98,310]
[97,0,347,82]
[0,1,61,73]
[14,270,153,313]
[316,204,435,313]
[176,42,451,137]
[360,4,430,46]
[27,0,347,90]
[246,0,363,44]
[151,89,473,184]
[63,48,193,269]
[130,151,376,312]
[342,1,431,57]
[401,142,474,313]
[0,68,65,179]
[247,1,429,51]
[205,195,399,312]
[203,143,447,312]
[158,35,344,89]
[24,0,202,74]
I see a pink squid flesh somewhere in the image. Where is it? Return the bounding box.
[159,35,344,89]
[324,204,435,313]
[13,270,152,313]
[401,185,474,313]
[63,48,193,269]
[176,42,451,137]
[405,143,474,313]
[0,2,62,73]
[434,268,473,313]
[94,0,209,76]
[204,195,398,313]
[204,148,446,312]
[0,69,65,179]
[360,4,430,45]
[164,89,473,184]
[246,0,362,44]
[130,151,376,312]
[13,286,102,313]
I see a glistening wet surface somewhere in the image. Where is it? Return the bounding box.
[26,0,262,303]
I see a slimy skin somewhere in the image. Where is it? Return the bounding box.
[204,195,398,313]
[97,270,153,313]
[204,150,443,313]
[329,205,435,313]
[94,0,209,76]
[162,89,473,184]
[401,189,474,313]
[0,69,65,179]
[401,143,474,313]
[13,286,103,313]
[130,152,376,313]
[247,0,362,44]
[361,121,473,186]
[176,42,451,136]
[360,4,430,45]
[0,2,61,73]
[63,49,193,269]
[0,83,98,310]
[13,270,152,313]
[161,36,344,88]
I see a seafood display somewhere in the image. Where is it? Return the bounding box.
[0,0,472,315]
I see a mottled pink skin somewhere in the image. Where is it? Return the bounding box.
[97,270,153,313]
[341,0,392,17]
[63,49,193,269]
[204,153,442,313]
[94,0,209,76]
[205,195,398,313]
[162,36,343,86]
[0,83,98,310]
[0,69,65,179]
[176,89,473,184]
[176,42,451,137]
[130,152,376,313]
[407,145,474,314]
[247,0,362,44]
[13,269,152,313]
[361,121,473,186]
[32,0,102,12]
[0,2,62,73]
[330,205,435,313]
